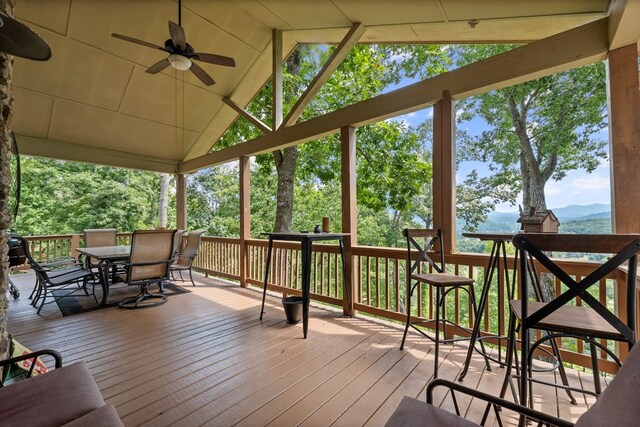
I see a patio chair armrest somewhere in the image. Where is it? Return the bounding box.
[1,349,63,384]
[426,379,574,427]
[0,349,63,370]
[125,259,174,268]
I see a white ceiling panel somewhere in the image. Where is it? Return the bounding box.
[9,0,616,172]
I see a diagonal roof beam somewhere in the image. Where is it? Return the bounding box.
[607,0,640,50]
[179,18,608,174]
[282,22,365,128]
[222,97,272,134]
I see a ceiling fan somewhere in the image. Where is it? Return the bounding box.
[111,0,235,86]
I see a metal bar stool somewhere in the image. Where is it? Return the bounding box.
[400,228,491,379]
[496,233,638,425]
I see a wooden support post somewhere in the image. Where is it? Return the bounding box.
[341,126,357,316]
[176,173,187,230]
[432,91,456,253]
[239,156,251,287]
[607,43,639,358]
[608,43,640,234]
[272,29,283,130]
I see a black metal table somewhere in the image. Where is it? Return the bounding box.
[259,232,350,338]
[77,245,130,305]
[458,232,517,381]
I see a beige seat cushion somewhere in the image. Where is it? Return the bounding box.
[0,362,105,427]
[62,404,123,427]
[575,344,640,427]
[385,396,478,427]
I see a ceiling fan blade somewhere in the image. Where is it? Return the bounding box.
[191,52,236,67]
[146,58,170,74]
[189,61,215,86]
[168,21,186,50]
[112,33,166,51]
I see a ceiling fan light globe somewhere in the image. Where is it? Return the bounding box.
[168,54,191,70]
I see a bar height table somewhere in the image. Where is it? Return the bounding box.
[458,232,517,382]
[259,232,350,338]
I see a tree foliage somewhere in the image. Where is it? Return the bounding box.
[455,45,607,230]
[14,158,162,235]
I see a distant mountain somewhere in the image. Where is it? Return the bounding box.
[487,203,611,224]
[459,203,612,235]
[550,203,611,222]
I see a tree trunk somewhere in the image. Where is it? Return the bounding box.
[0,0,15,361]
[513,97,555,302]
[158,173,170,228]
[273,147,297,232]
[271,49,302,232]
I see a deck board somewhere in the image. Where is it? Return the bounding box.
[7,272,596,426]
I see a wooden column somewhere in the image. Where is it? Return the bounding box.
[432,91,456,253]
[272,29,283,130]
[176,173,187,230]
[239,156,251,287]
[607,43,639,360]
[341,126,357,316]
[608,43,640,233]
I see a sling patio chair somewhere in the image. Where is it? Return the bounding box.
[13,234,97,314]
[118,229,176,309]
[171,230,204,287]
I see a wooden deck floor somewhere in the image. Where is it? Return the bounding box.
[7,272,600,426]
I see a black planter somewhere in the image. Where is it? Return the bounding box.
[282,296,303,324]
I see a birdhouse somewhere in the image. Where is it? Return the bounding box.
[517,207,560,233]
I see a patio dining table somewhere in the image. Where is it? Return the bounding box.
[76,245,130,305]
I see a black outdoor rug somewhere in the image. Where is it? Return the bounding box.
[53,282,191,317]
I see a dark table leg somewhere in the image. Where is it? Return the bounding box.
[260,238,274,320]
[98,259,110,305]
[458,241,500,381]
[301,239,313,338]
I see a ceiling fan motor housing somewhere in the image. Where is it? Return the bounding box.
[164,39,194,56]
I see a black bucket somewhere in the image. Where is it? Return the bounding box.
[282,296,303,324]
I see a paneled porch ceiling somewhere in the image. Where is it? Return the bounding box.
[10,0,622,173]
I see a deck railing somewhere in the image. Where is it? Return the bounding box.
[19,233,629,373]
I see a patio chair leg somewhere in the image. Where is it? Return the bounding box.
[189,269,195,287]
[28,279,38,300]
[37,286,48,314]
[32,280,43,307]
[119,283,168,309]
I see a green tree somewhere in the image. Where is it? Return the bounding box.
[219,44,450,234]
[455,45,608,228]
[14,158,161,235]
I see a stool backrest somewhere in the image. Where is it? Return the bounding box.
[84,228,117,248]
[512,232,640,346]
[402,228,445,276]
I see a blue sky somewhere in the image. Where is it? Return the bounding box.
[387,105,611,213]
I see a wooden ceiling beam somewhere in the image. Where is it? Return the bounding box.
[17,135,178,173]
[222,97,272,134]
[607,0,640,50]
[178,18,608,174]
[282,22,365,127]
